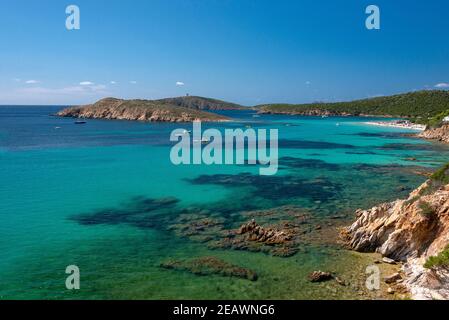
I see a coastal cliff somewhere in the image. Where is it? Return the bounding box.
[57,97,230,122]
[342,174,449,299]
[418,124,449,143]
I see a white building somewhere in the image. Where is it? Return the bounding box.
[443,116,449,122]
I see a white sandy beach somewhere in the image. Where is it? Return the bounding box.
[363,120,426,131]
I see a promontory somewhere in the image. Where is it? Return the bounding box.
[57,96,243,122]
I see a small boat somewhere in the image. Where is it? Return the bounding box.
[54,126,61,130]
[252,114,260,118]
[75,121,87,125]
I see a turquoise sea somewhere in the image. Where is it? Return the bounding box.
[1,106,449,300]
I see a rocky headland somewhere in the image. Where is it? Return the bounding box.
[57,97,232,123]
[342,173,449,299]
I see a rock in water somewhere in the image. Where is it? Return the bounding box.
[308,271,333,283]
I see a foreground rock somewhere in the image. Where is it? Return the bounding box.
[160,256,258,281]
[342,179,449,299]
[57,97,231,123]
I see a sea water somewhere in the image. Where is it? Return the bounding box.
[1,106,448,299]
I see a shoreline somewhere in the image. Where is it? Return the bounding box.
[362,120,426,131]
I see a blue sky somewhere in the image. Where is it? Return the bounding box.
[0,0,448,105]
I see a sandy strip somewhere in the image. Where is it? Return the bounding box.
[363,121,426,131]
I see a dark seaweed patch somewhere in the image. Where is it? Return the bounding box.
[187,172,341,202]
[70,197,179,228]
[279,157,340,171]
[278,139,355,149]
[377,143,443,151]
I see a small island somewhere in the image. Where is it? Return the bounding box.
[57,97,235,123]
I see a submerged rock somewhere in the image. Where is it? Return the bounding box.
[160,256,258,281]
[308,271,333,283]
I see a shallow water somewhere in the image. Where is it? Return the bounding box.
[1,106,448,299]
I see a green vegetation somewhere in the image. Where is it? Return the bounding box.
[430,162,449,184]
[417,201,435,218]
[424,245,449,269]
[155,96,246,110]
[258,90,449,126]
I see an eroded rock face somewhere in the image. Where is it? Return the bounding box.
[418,124,449,143]
[342,180,449,299]
[160,256,258,281]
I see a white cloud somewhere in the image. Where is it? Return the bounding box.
[130,81,137,84]
[176,81,185,86]
[25,80,39,84]
[110,81,117,85]
[80,81,94,86]
[305,81,311,85]
[435,83,449,88]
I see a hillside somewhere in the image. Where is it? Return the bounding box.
[155,96,246,110]
[258,90,449,125]
[57,98,230,122]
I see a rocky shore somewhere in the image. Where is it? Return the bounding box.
[57,97,231,123]
[342,179,449,299]
[418,124,449,143]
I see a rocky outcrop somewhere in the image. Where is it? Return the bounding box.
[57,97,231,123]
[168,206,343,258]
[418,124,449,143]
[236,219,293,244]
[342,180,449,299]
